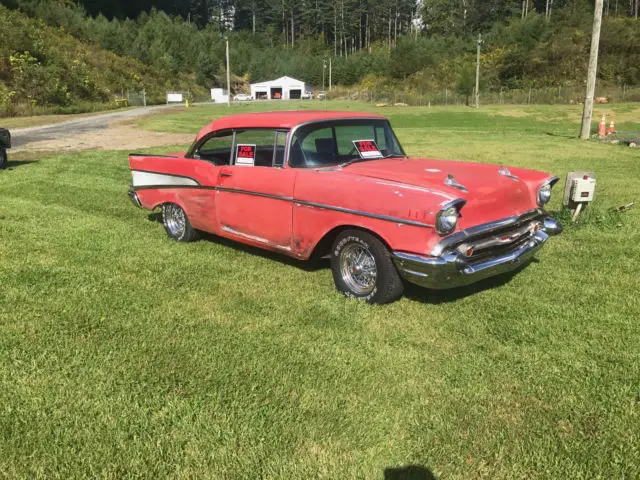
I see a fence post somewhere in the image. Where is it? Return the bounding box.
[528,87,532,104]
[500,87,503,105]
[445,88,448,105]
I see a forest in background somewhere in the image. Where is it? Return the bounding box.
[0,0,639,114]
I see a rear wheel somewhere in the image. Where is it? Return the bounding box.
[0,148,7,170]
[162,203,199,242]
[331,230,404,304]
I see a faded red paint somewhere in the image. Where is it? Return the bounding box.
[129,111,555,258]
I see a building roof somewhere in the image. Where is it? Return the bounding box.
[250,76,305,87]
[196,111,387,140]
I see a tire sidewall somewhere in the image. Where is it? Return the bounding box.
[332,234,379,302]
[0,148,7,169]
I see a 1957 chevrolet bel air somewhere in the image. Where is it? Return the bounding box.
[128,111,562,304]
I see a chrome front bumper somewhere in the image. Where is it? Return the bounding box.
[392,216,561,290]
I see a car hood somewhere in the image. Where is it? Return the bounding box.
[337,157,551,226]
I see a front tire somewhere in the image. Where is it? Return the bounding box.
[331,230,404,304]
[162,203,199,242]
[0,148,7,170]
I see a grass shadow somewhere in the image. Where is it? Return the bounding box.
[384,465,437,480]
[6,159,40,169]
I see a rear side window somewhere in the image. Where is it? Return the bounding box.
[233,129,287,167]
[194,131,233,165]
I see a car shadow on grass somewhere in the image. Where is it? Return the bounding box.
[6,160,40,169]
[384,465,437,480]
[146,212,328,273]
[147,212,539,300]
[403,260,538,305]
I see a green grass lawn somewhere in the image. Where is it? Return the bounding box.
[1,102,639,478]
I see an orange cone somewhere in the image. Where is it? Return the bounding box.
[598,114,606,137]
[607,118,615,135]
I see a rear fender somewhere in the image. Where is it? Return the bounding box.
[129,154,219,232]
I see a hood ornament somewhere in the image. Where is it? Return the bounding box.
[499,166,519,181]
[444,174,468,193]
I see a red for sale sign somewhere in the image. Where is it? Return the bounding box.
[352,139,383,159]
[236,144,256,166]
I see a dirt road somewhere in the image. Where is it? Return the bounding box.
[10,106,194,152]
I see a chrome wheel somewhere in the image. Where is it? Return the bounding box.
[163,204,186,239]
[340,242,377,295]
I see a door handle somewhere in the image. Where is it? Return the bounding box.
[220,170,233,177]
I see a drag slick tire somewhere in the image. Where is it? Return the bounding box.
[331,229,404,304]
[162,203,199,242]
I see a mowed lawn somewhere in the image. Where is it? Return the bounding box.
[1,102,639,479]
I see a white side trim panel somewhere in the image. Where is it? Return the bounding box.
[132,171,199,187]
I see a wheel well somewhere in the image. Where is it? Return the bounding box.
[310,225,392,259]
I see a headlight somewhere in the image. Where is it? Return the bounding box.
[537,177,558,206]
[436,201,464,235]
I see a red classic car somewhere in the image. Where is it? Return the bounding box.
[128,111,562,304]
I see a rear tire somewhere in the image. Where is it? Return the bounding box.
[331,229,404,304]
[162,203,199,242]
[0,148,7,170]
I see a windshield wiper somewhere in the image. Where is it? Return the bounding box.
[339,154,405,168]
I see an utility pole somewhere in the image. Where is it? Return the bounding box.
[580,0,604,140]
[225,37,231,108]
[322,59,326,92]
[329,58,332,92]
[475,33,482,109]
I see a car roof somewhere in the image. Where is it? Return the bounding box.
[196,110,387,140]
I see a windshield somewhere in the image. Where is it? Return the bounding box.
[289,119,405,168]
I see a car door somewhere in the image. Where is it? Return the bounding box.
[216,129,296,252]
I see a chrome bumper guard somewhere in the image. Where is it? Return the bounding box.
[392,216,562,290]
[128,186,143,208]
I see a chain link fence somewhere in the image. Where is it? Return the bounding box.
[328,85,640,106]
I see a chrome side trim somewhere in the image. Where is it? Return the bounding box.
[296,200,433,228]
[430,208,543,256]
[217,187,294,202]
[129,183,434,229]
[221,225,292,251]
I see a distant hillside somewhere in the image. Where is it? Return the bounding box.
[0,4,205,117]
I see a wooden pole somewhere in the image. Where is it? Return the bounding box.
[225,38,231,108]
[580,0,604,139]
[475,33,482,109]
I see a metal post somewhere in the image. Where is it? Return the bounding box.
[475,33,482,109]
[225,37,231,108]
[580,0,604,139]
[329,58,332,92]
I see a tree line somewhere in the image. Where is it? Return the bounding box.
[0,0,638,112]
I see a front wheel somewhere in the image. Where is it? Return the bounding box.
[0,148,7,170]
[162,203,199,242]
[331,230,404,304]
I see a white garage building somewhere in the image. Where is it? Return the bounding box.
[250,76,312,100]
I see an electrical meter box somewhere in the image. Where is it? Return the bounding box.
[563,171,596,207]
[570,176,596,202]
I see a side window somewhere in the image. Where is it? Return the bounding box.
[234,129,278,167]
[195,131,233,165]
